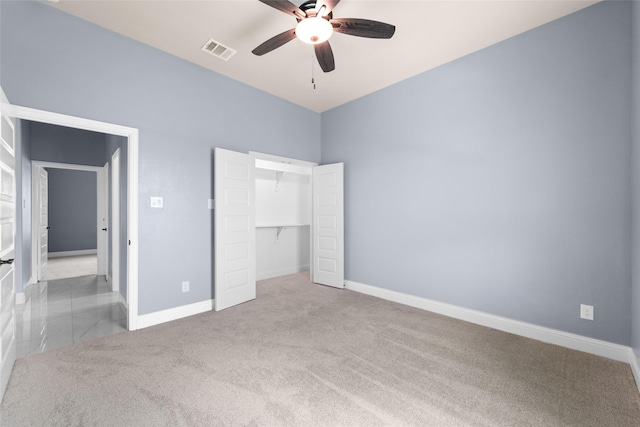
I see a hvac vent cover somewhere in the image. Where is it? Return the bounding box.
[201,39,237,61]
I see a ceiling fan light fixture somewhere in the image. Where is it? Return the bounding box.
[296,17,333,44]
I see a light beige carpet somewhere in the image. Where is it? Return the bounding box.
[42,254,98,281]
[1,273,639,426]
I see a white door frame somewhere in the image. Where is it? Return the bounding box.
[99,162,109,277]
[110,149,120,294]
[31,162,106,280]
[97,164,108,276]
[5,104,140,331]
[33,166,48,281]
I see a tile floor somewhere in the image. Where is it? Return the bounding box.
[16,274,127,358]
[43,254,98,281]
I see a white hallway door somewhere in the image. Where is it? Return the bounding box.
[38,168,49,280]
[0,89,17,402]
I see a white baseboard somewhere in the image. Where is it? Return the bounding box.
[118,293,128,319]
[48,249,97,258]
[16,277,36,305]
[630,349,640,394]
[137,299,214,330]
[344,280,631,363]
[118,293,128,309]
[257,265,310,281]
[15,292,25,305]
[0,337,16,405]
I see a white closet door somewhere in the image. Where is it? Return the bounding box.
[312,163,344,288]
[214,148,256,311]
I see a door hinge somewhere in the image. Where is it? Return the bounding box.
[128,240,131,245]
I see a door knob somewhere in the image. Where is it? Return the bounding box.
[46,226,51,230]
[102,228,108,231]
[0,258,14,265]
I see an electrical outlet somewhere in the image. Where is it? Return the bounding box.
[150,197,163,208]
[580,304,594,320]
[182,281,190,293]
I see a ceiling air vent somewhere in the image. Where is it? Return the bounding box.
[201,39,237,61]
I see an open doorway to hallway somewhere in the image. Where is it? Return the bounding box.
[38,165,102,282]
[14,120,131,355]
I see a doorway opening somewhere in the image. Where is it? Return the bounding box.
[5,104,139,330]
[31,162,105,283]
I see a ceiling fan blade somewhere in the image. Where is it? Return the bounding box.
[314,41,335,73]
[252,28,297,56]
[258,0,306,19]
[330,18,396,39]
[315,0,341,15]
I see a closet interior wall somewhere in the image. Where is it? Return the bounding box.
[255,162,312,281]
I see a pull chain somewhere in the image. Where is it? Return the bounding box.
[311,52,316,90]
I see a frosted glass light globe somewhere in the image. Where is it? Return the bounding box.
[296,17,333,44]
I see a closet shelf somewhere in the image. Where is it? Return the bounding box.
[255,158,311,176]
[256,223,310,228]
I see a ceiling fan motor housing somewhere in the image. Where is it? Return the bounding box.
[297,0,333,22]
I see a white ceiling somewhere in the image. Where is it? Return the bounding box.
[49,0,600,113]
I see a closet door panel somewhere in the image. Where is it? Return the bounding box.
[312,163,344,288]
[214,148,256,311]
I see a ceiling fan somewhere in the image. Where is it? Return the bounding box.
[252,0,395,73]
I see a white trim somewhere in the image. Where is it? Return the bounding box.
[118,293,128,319]
[257,265,310,281]
[97,164,108,276]
[118,292,128,309]
[15,276,36,306]
[31,166,48,282]
[127,131,139,331]
[630,348,640,394]
[48,249,97,258]
[31,161,102,172]
[137,300,214,330]
[15,292,25,306]
[344,280,631,363]
[3,104,139,331]
[0,339,15,404]
[110,149,121,294]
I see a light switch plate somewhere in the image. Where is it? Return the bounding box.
[150,197,163,208]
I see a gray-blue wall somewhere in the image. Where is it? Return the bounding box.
[30,122,106,166]
[631,0,640,363]
[322,1,633,345]
[46,168,97,253]
[0,1,321,315]
[2,0,635,348]
[28,121,106,255]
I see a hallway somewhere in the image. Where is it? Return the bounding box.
[15,274,127,358]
